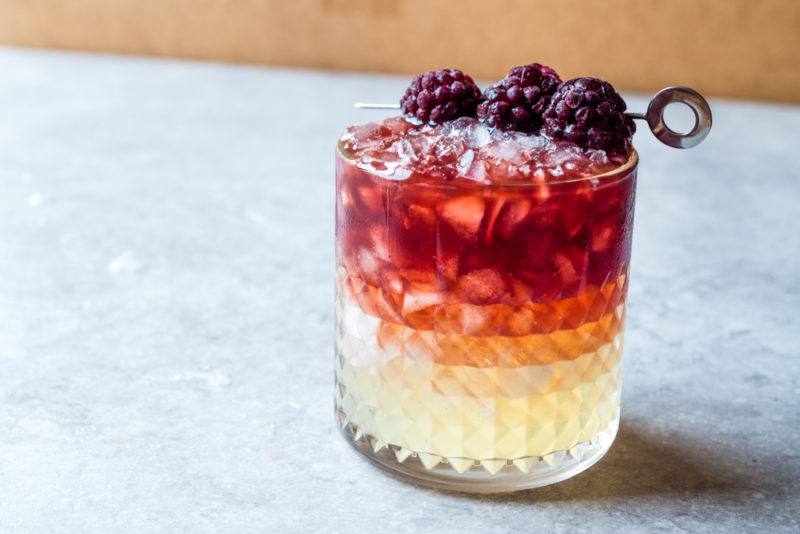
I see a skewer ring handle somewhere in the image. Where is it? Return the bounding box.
[644,86,712,148]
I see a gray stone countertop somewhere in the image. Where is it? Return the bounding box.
[0,48,798,533]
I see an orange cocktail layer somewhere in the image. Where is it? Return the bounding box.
[336,271,626,460]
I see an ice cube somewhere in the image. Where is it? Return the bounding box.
[383,116,414,134]
[554,252,579,285]
[591,217,618,252]
[497,199,532,239]
[368,225,391,261]
[510,131,546,152]
[482,139,523,164]
[443,117,492,149]
[356,247,381,285]
[396,138,417,162]
[588,149,610,166]
[442,116,475,134]
[342,122,392,153]
[436,196,486,241]
[381,269,405,294]
[460,153,489,182]
[466,123,492,148]
[357,186,383,212]
[357,139,413,180]
[405,203,436,228]
[339,185,354,209]
[384,166,412,180]
[457,149,474,175]
[458,268,507,304]
[402,289,445,314]
[447,304,493,335]
[434,135,467,164]
[407,130,439,162]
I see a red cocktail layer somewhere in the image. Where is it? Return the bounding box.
[336,118,636,364]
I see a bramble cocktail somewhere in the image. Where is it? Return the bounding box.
[335,66,641,491]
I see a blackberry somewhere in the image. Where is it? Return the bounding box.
[400,69,483,125]
[543,77,635,153]
[476,63,561,132]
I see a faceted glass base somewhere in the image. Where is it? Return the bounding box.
[337,407,619,493]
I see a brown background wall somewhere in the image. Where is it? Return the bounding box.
[1,0,799,102]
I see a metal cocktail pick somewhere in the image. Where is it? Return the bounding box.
[356,86,712,149]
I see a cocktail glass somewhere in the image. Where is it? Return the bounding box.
[334,124,638,492]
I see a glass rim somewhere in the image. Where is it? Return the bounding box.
[337,141,638,189]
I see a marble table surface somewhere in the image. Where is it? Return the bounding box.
[0,48,798,533]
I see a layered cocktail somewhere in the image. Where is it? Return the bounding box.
[335,66,639,491]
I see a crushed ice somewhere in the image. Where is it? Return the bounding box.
[343,117,618,182]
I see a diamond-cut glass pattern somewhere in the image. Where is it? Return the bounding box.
[335,279,625,464]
